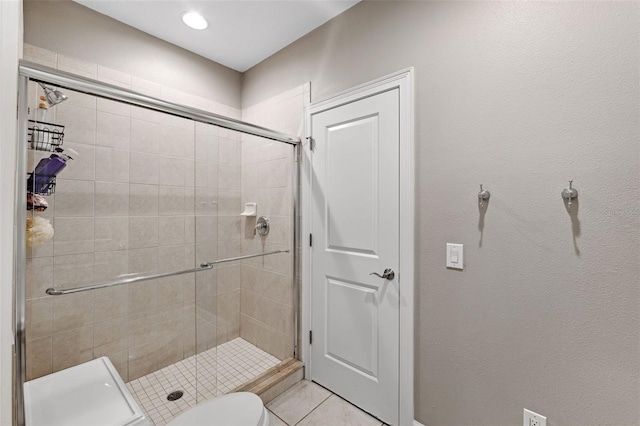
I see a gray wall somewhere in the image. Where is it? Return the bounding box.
[24,0,242,109]
[243,2,640,425]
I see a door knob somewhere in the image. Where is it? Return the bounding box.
[370,268,395,280]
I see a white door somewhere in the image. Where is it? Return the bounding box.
[310,88,400,424]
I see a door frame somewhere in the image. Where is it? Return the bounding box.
[301,68,414,425]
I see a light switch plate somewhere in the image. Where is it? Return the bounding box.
[446,243,463,269]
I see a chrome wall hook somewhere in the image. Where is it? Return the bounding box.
[561,180,578,211]
[478,184,490,208]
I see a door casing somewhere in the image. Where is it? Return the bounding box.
[302,68,415,425]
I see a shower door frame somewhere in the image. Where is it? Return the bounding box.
[14,60,301,426]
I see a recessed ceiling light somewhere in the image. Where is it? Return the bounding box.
[182,12,208,30]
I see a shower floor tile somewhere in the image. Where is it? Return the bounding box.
[126,338,280,426]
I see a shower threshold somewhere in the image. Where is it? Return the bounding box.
[126,338,280,426]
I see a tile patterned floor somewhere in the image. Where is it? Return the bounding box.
[266,380,385,426]
[126,338,280,426]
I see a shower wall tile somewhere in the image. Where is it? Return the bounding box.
[131,76,162,98]
[51,325,94,372]
[54,179,94,217]
[96,111,130,150]
[131,119,161,153]
[195,133,219,163]
[130,106,165,125]
[23,44,57,68]
[128,340,158,381]
[130,152,160,184]
[128,280,158,315]
[218,164,241,190]
[128,310,158,346]
[217,265,241,293]
[258,188,292,217]
[196,216,217,243]
[158,216,185,246]
[195,161,218,189]
[128,247,159,274]
[184,161,195,188]
[94,250,128,283]
[217,216,240,241]
[217,190,241,216]
[53,253,94,288]
[129,216,159,249]
[95,147,130,183]
[56,104,97,145]
[160,125,195,159]
[97,98,131,117]
[157,276,185,308]
[159,185,185,216]
[52,291,93,333]
[158,156,188,187]
[26,257,53,300]
[97,65,132,89]
[64,89,97,110]
[57,54,97,79]
[129,184,159,216]
[62,142,95,181]
[95,182,129,216]
[94,317,128,356]
[26,336,52,381]
[106,349,129,383]
[26,298,53,340]
[158,245,188,273]
[93,286,129,322]
[185,217,196,244]
[53,216,94,256]
[95,216,129,252]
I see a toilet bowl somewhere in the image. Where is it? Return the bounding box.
[167,392,269,426]
[24,357,268,426]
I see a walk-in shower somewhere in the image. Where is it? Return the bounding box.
[15,60,300,426]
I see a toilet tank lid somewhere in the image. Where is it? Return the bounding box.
[24,357,146,426]
[168,392,265,426]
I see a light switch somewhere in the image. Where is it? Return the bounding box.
[446,243,463,270]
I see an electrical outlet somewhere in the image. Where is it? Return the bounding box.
[523,409,546,426]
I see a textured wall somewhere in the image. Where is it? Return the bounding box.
[243,2,640,424]
[23,0,242,109]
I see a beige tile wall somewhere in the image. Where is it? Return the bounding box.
[23,45,242,382]
[239,84,310,361]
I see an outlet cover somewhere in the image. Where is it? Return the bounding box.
[523,409,546,426]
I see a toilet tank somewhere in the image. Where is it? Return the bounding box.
[24,357,152,426]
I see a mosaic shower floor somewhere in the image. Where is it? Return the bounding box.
[126,338,280,426]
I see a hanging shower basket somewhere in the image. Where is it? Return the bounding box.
[27,172,56,196]
[28,120,65,152]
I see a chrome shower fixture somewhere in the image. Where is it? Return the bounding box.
[38,83,68,106]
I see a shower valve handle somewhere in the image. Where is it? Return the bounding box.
[370,268,395,280]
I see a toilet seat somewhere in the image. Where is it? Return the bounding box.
[167,392,268,426]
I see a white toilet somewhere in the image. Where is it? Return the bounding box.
[167,392,269,426]
[23,357,269,426]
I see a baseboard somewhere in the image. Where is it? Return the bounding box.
[413,420,426,426]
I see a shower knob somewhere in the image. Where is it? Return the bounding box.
[255,216,270,236]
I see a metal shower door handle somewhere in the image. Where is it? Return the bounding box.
[370,268,395,280]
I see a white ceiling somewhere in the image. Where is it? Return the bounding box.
[74,0,360,72]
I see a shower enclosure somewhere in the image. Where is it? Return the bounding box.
[15,60,300,425]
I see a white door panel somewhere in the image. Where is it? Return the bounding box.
[310,88,400,424]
